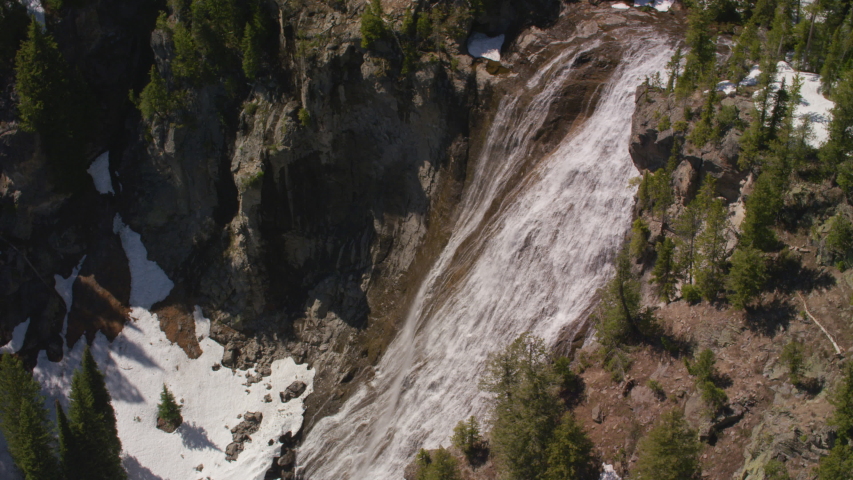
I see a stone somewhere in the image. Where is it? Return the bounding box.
[195,464,203,472]
[277,450,296,468]
[264,393,272,403]
[592,404,603,423]
[280,381,307,403]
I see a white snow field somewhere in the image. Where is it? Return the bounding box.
[467,32,504,61]
[716,61,835,147]
[0,214,313,480]
[611,2,631,9]
[88,152,115,195]
[773,61,835,147]
[633,0,674,11]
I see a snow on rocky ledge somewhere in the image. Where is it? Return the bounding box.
[467,32,504,62]
[87,152,114,195]
[0,214,315,480]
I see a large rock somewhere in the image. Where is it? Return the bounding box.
[280,381,307,403]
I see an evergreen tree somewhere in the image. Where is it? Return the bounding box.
[0,0,28,71]
[595,246,642,347]
[543,413,599,480]
[0,354,62,480]
[695,191,729,301]
[56,400,83,479]
[819,362,853,479]
[360,0,387,50]
[241,21,260,80]
[665,46,683,92]
[652,237,677,302]
[676,5,717,97]
[137,65,174,122]
[822,72,853,190]
[451,416,481,462]
[14,21,67,133]
[67,346,126,480]
[741,167,785,251]
[415,446,459,480]
[157,384,183,431]
[726,245,767,309]
[633,409,701,480]
[480,334,561,480]
[688,90,717,147]
[629,218,650,260]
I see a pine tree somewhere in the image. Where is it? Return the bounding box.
[67,346,127,480]
[652,237,677,302]
[726,245,767,309]
[0,354,62,480]
[14,21,68,133]
[241,21,260,80]
[694,186,730,301]
[595,245,642,347]
[56,400,83,479]
[822,72,853,190]
[360,0,386,50]
[676,5,717,97]
[480,334,561,480]
[629,218,650,260]
[415,446,459,480]
[451,416,481,462]
[633,409,701,480]
[137,65,173,122]
[157,384,182,431]
[543,413,599,480]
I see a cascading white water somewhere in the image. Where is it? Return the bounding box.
[298,32,673,480]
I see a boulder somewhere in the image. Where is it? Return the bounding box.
[280,381,308,403]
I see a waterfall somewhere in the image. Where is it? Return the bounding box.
[298,33,674,480]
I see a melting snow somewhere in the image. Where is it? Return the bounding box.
[87,152,114,195]
[743,62,836,147]
[34,308,314,480]
[54,256,85,337]
[600,463,621,480]
[739,64,762,87]
[1,208,313,480]
[773,61,835,147]
[0,318,29,354]
[716,80,737,96]
[633,0,674,11]
[611,2,631,9]
[467,32,504,62]
[113,214,174,309]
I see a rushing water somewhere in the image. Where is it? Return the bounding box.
[298,32,674,480]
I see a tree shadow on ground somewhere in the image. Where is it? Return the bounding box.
[745,298,796,337]
[179,421,220,451]
[122,455,164,480]
[768,253,836,294]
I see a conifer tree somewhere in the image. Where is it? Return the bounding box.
[0,354,62,480]
[633,409,701,480]
[726,245,767,309]
[694,182,730,301]
[629,218,650,260]
[543,413,599,480]
[56,400,83,479]
[821,72,853,190]
[157,384,182,431]
[67,346,127,480]
[652,237,677,302]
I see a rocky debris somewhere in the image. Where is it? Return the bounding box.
[195,464,203,472]
[267,429,301,480]
[225,412,263,462]
[156,416,180,434]
[592,404,603,423]
[280,381,307,403]
[263,394,272,403]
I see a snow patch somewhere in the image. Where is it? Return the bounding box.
[0,318,29,354]
[600,463,622,480]
[739,64,762,87]
[113,214,174,309]
[716,80,737,96]
[20,0,44,25]
[467,33,504,62]
[87,152,114,195]
[611,2,631,9]
[772,61,835,147]
[633,0,674,11]
[54,256,86,337]
[32,306,313,480]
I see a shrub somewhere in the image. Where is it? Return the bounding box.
[825,214,853,267]
[630,218,650,260]
[657,115,671,131]
[682,283,702,303]
[647,379,665,399]
[360,0,387,49]
[298,107,311,127]
[780,340,805,386]
[764,458,792,480]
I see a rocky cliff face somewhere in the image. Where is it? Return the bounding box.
[0,0,567,439]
